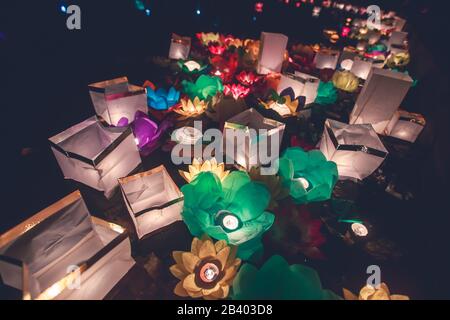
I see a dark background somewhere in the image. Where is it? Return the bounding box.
[1,0,449,298]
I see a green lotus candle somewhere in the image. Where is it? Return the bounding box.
[181,171,274,260]
[232,255,341,300]
[278,147,338,204]
[178,60,208,75]
[314,81,338,105]
[182,75,224,101]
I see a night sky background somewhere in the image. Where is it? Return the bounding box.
[1,0,450,299]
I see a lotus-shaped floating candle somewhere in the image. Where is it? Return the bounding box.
[386,52,410,68]
[174,97,209,118]
[314,81,338,105]
[178,60,208,75]
[260,88,303,117]
[223,84,250,100]
[182,75,224,101]
[231,255,340,300]
[181,171,274,260]
[278,147,338,204]
[132,111,168,156]
[208,42,226,55]
[196,32,221,46]
[236,71,260,86]
[223,35,243,49]
[146,86,180,110]
[343,283,409,300]
[332,71,360,93]
[179,158,230,183]
[170,236,241,300]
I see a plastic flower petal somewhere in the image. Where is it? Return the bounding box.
[278,147,338,204]
[179,158,230,183]
[181,171,274,260]
[196,32,220,46]
[223,84,250,100]
[332,71,359,92]
[170,236,241,300]
[236,71,260,86]
[343,283,410,300]
[178,60,208,75]
[182,75,224,101]
[174,97,208,118]
[314,81,338,105]
[147,86,180,110]
[208,42,226,55]
[232,255,341,300]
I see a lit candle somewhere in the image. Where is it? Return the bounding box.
[352,223,368,237]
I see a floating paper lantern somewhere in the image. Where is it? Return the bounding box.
[119,166,183,239]
[223,108,285,171]
[351,223,369,237]
[350,58,373,80]
[49,116,142,198]
[340,59,354,71]
[319,119,388,180]
[277,72,320,105]
[314,49,340,70]
[350,68,413,134]
[278,147,338,204]
[89,77,147,126]
[169,236,241,300]
[343,283,409,300]
[384,110,426,143]
[181,171,274,260]
[179,158,230,183]
[332,71,360,92]
[232,255,340,300]
[208,42,226,55]
[168,33,191,60]
[0,191,135,300]
[257,32,288,74]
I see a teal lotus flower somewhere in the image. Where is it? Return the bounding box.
[314,81,338,105]
[178,60,208,75]
[147,87,180,110]
[278,147,338,204]
[232,255,341,300]
[181,171,274,260]
[182,75,224,101]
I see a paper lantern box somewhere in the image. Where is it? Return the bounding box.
[168,33,191,60]
[350,58,373,80]
[89,77,147,126]
[257,32,288,75]
[277,72,320,106]
[385,110,426,143]
[389,31,408,47]
[49,116,142,198]
[314,49,340,70]
[0,191,135,300]
[119,165,183,239]
[350,68,413,134]
[320,119,388,181]
[223,108,285,171]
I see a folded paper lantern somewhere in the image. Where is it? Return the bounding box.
[170,236,241,300]
[385,110,426,143]
[277,72,320,105]
[119,166,183,239]
[181,171,274,260]
[314,49,340,70]
[0,191,135,300]
[278,147,338,204]
[49,116,142,198]
[223,108,285,171]
[319,119,388,180]
[350,68,413,134]
[231,255,340,300]
[257,32,288,74]
[350,58,373,80]
[168,33,191,60]
[89,77,147,126]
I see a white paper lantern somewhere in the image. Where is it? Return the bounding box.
[0,191,135,300]
[320,119,388,180]
[119,165,183,239]
[223,108,285,171]
[350,68,413,134]
[388,31,408,49]
[277,72,320,105]
[385,110,426,143]
[168,33,191,60]
[257,32,288,75]
[89,77,147,126]
[350,58,373,80]
[49,116,142,198]
[314,49,340,70]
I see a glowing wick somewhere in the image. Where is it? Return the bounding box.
[352,223,369,237]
